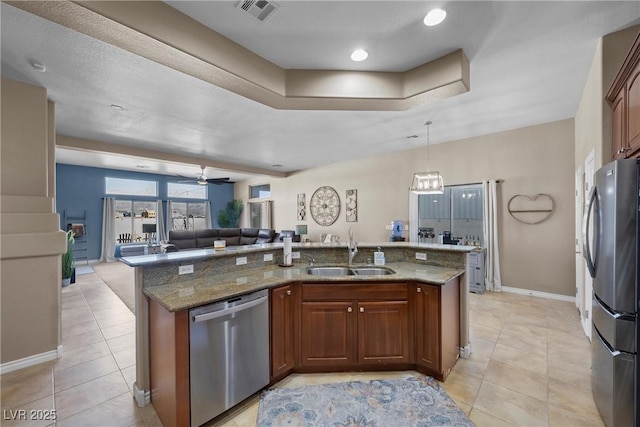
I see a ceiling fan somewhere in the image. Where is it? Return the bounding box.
[179,166,235,185]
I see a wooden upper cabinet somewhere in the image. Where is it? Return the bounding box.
[607,31,640,160]
[611,91,626,160]
[627,60,640,156]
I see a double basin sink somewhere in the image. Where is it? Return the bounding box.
[306,265,395,277]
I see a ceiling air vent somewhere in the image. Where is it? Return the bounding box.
[235,0,279,22]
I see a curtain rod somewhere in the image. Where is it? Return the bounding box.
[445,179,503,187]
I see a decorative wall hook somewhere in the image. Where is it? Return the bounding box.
[507,193,555,225]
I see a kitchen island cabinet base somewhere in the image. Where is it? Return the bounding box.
[147,277,461,426]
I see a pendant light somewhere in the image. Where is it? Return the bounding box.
[410,121,444,194]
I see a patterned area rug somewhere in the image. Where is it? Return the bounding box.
[257,375,475,427]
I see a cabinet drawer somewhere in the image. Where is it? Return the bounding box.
[301,283,408,301]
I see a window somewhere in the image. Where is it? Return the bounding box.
[106,177,157,197]
[171,202,208,231]
[418,184,484,245]
[249,184,271,199]
[167,182,207,199]
[114,200,157,243]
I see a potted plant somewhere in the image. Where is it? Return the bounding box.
[218,199,244,228]
[61,229,75,287]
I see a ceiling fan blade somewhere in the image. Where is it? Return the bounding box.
[206,177,231,183]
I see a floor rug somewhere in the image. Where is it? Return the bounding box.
[92,262,136,313]
[257,375,475,427]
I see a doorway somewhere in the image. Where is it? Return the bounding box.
[580,150,595,339]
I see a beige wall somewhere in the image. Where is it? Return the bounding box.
[1,78,66,366]
[238,119,576,296]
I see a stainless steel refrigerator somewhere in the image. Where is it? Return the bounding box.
[584,158,639,427]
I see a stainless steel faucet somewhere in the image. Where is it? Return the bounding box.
[348,227,358,265]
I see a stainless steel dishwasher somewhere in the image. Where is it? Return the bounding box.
[189,289,269,427]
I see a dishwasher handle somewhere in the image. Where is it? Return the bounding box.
[192,295,267,323]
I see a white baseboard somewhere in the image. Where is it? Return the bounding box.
[0,347,61,375]
[501,286,576,303]
[133,382,151,407]
[459,344,472,359]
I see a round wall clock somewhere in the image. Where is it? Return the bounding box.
[310,186,341,226]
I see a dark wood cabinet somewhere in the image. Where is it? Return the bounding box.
[607,31,640,160]
[148,299,190,427]
[627,60,640,156]
[415,284,440,371]
[299,301,356,367]
[298,283,411,369]
[414,277,460,381]
[270,284,296,380]
[611,91,626,160]
[357,300,410,365]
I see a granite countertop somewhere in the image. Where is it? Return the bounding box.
[143,262,465,312]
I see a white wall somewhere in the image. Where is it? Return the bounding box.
[238,119,576,296]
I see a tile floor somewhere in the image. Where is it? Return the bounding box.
[1,265,604,427]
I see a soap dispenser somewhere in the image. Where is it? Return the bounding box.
[374,246,385,266]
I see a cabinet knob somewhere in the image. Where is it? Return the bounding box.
[347,307,352,313]
[286,290,291,296]
[417,287,421,293]
[359,307,365,313]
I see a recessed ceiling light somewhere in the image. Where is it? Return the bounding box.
[110,104,124,110]
[406,135,419,139]
[272,164,283,168]
[423,8,446,26]
[350,49,369,62]
[31,61,46,72]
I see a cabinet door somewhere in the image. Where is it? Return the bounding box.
[271,284,295,379]
[300,301,356,367]
[415,284,440,371]
[357,300,410,364]
[627,61,640,157]
[611,91,626,160]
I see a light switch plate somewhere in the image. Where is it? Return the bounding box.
[292,252,300,259]
[263,253,273,262]
[178,264,194,275]
[236,257,248,266]
[415,252,427,261]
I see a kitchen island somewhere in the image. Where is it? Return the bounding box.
[121,242,476,426]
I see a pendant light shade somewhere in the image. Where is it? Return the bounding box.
[410,171,444,194]
[410,121,444,194]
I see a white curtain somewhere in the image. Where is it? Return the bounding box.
[205,201,213,229]
[99,197,117,263]
[482,180,502,291]
[408,191,418,243]
[247,201,272,229]
[166,200,174,232]
[156,200,167,242]
[259,201,272,229]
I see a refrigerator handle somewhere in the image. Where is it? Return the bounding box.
[582,185,598,278]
